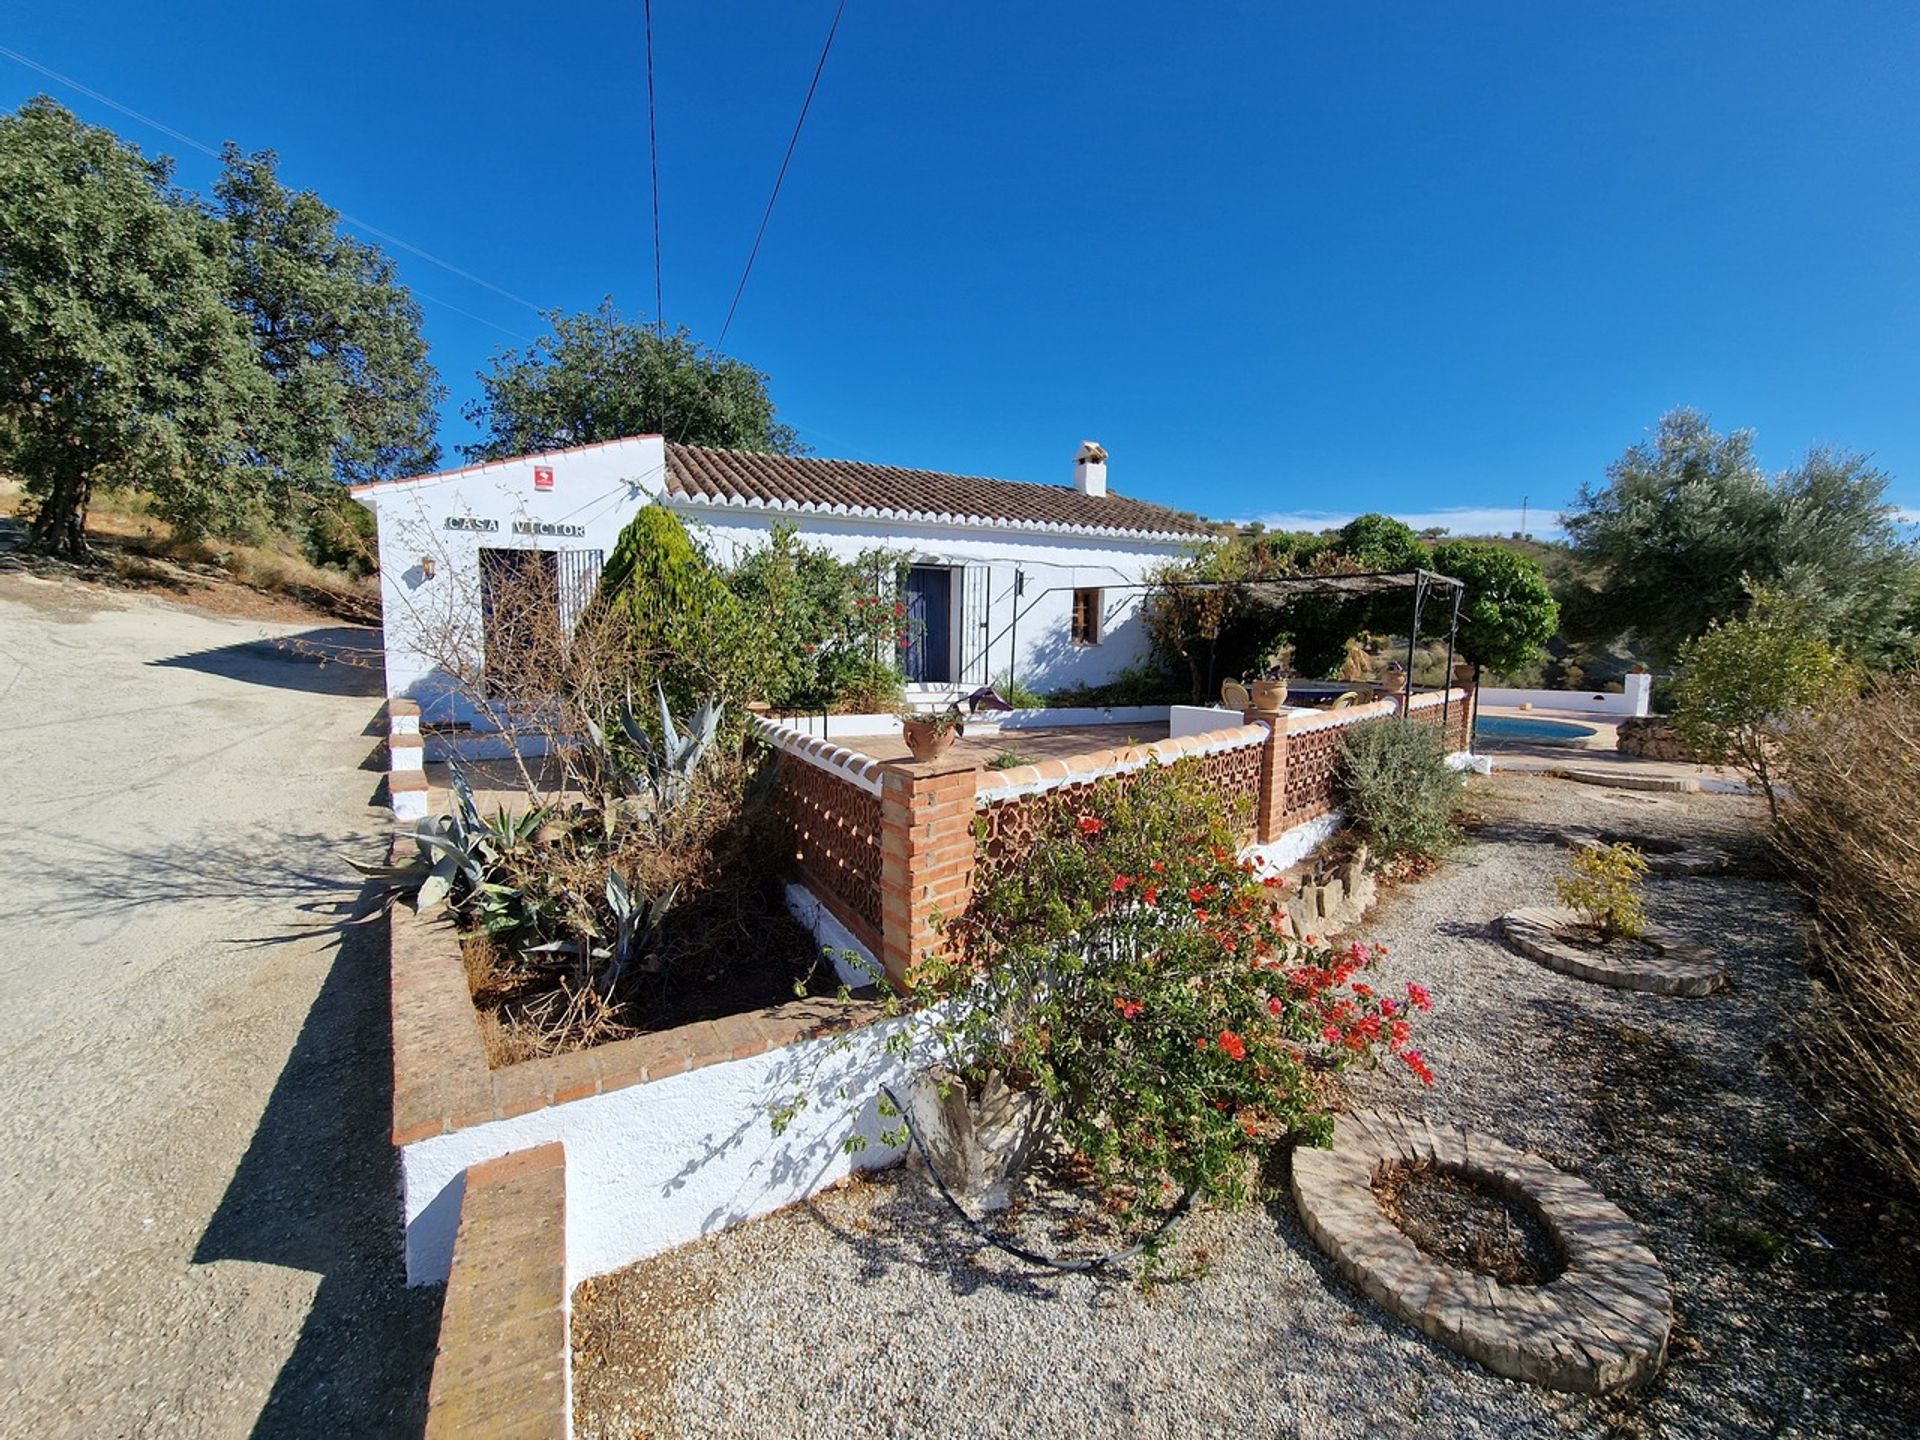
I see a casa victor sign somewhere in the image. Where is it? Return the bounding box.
[439,516,586,539]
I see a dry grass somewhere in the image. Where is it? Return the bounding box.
[1775,675,1920,1201]
[1,478,380,622]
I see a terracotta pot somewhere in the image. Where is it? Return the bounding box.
[902,715,961,761]
[1381,668,1407,696]
[1250,678,1289,711]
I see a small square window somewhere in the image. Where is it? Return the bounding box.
[1071,587,1102,645]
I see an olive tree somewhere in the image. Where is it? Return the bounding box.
[1673,589,1852,819]
[0,99,269,555]
[1566,408,1918,666]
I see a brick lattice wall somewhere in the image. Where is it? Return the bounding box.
[977,739,1265,883]
[771,755,884,950]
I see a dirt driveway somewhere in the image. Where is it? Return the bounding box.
[0,572,437,1437]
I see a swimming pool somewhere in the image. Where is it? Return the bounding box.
[1474,714,1598,747]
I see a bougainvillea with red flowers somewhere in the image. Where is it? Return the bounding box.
[913,763,1433,1231]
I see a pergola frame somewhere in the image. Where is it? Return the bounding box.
[1007,567,1470,733]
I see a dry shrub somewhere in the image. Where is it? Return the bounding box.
[1775,675,1920,1199]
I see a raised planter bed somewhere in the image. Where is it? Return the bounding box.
[1498,905,1725,997]
[389,894,915,1286]
[1291,1108,1672,1395]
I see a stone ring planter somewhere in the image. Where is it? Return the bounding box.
[1291,1109,1672,1395]
[1556,827,1734,877]
[1499,905,1725,997]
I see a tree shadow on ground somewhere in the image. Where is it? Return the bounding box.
[191,864,442,1438]
[150,626,386,698]
[795,1165,1141,1304]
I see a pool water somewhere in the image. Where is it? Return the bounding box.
[1474,714,1598,747]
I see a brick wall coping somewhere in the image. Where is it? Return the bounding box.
[1405,685,1472,712]
[751,714,886,796]
[424,1141,570,1439]
[973,721,1269,804]
[1286,699,1398,734]
[390,895,883,1147]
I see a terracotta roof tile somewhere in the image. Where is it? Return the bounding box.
[663,444,1213,539]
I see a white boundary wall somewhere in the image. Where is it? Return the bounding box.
[398,1012,930,1287]
[1479,674,1651,717]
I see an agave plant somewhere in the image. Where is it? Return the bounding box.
[525,867,678,998]
[352,765,547,912]
[583,681,723,817]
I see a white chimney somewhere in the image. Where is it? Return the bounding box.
[1074,440,1109,497]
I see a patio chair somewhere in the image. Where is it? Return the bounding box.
[1220,680,1251,711]
[1328,690,1363,710]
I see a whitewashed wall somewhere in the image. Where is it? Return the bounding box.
[1479,673,1652,717]
[364,435,668,725]
[399,1012,930,1286]
[681,506,1192,695]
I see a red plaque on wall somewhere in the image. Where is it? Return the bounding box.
[533,465,554,491]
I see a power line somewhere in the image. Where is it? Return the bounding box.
[644,0,665,336]
[716,0,849,346]
[0,42,551,321]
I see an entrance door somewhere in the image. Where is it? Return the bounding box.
[901,565,952,684]
[479,547,559,692]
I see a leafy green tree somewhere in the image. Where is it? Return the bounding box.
[0,98,269,555]
[723,527,908,711]
[1673,588,1852,819]
[1428,539,1559,677]
[596,504,748,709]
[1289,515,1432,678]
[1565,408,1918,665]
[463,300,800,461]
[213,146,442,552]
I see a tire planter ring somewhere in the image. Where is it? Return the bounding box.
[1291,1109,1672,1395]
[1499,906,1725,997]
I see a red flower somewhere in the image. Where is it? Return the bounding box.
[1142,884,1161,906]
[1188,887,1207,904]
[1111,874,1133,893]
[1150,859,1166,873]
[1195,1035,1209,1050]
[1267,996,1285,1017]
[1402,1048,1434,1085]
[1321,1024,1341,1044]
[1407,982,1433,1012]
[1076,815,1105,835]
[1218,1029,1247,1061]
[894,600,907,617]
[1114,997,1143,1020]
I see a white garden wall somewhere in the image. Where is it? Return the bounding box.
[398,1011,929,1287]
[1479,673,1651,717]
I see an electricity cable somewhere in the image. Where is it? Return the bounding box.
[716,0,849,345]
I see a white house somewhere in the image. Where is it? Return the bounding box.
[350,435,1214,725]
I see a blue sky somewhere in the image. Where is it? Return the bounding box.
[6,3,1917,533]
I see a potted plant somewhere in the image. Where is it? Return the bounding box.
[1249,668,1290,712]
[900,705,965,761]
[904,764,1434,1237]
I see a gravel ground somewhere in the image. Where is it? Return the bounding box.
[573,772,1920,1440]
[0,571,437,1438]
